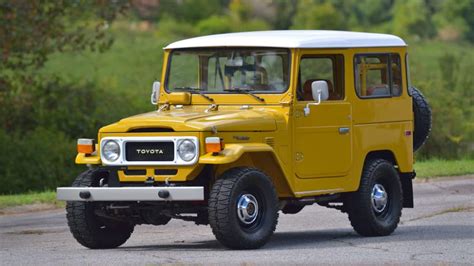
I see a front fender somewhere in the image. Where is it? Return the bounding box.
[199,143,274,164]
[76,153,101,164]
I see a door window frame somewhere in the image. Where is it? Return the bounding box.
[296,54,345,102]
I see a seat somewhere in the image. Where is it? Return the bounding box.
[367,84,389,96]
[302,79,335,101]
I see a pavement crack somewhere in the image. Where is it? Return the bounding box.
[410,252,444,262]
[332,238,390,252]
[404,205,473,223]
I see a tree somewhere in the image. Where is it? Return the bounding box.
[433,0,474,42]
[392,0,435,39]
[291,0,346,30]
[0,0,128,83]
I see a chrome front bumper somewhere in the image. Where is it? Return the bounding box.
[56,186,204,202]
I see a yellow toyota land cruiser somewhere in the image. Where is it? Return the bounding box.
[57,30,431,250]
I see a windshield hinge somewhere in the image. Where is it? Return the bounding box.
[157,103,170,112]
[205,104,219,113]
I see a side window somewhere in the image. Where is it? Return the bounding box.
[297,55,344,101]
[354,54,402,98]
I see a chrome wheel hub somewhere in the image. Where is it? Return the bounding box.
[371,184,388,213]
[237,194,259,225]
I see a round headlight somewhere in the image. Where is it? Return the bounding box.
[102,140,120,162]
[177,139,196,162]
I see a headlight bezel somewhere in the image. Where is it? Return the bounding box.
[99,137,199,166]
[101,139,121,162]
[177,139,197,162]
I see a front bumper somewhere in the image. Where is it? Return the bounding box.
[56,186,204,202]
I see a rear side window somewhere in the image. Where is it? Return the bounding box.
[354,54,402,98]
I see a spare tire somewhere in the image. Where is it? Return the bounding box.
[410,87,432,152]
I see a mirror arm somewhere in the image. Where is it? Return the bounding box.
[303,91,322,117]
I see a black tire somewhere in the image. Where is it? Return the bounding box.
[66,168,134,249]
[208,167,279,249]
[344,159,403,236]
[411,87,432,151]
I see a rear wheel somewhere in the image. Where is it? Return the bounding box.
[208,167,279,249]
[66,168,134,249]
[344,159,403,236]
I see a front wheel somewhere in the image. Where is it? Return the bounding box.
[208,167,279,249]
[344,159,403,236]
[66,168,134,249]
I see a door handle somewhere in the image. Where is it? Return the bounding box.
[339,127,350,134]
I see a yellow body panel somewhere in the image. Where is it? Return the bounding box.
[199,143,274,164]
[76,153,101,164]
[79,46,413,199]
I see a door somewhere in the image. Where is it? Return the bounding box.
[293,55,352,179]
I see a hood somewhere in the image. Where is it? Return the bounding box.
[99,108,279,133]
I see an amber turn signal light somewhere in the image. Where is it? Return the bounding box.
[77,138,95,154]
[205,137,223,153]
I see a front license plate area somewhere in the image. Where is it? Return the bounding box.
[125,142,174,162]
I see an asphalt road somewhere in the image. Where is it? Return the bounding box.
[1,176,473,265]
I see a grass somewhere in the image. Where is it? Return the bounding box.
[415,159,474,178]
[0,191,63,209]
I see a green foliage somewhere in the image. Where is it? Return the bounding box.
[0,0,128,81]
[392,0,436,39]
[272,0,298,30]
[416,51,474,159]
[0,77,140,194]
[158,0,270,37]
[157,16,198,38]
[0,77,135,137]
[434,0,474,42]
[0,127,77,194]
[291,0,345,30]
[157,0,225,24]
[197,15,234,35]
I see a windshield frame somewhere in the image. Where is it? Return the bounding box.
[164,47,292,95]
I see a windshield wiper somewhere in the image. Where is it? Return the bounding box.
[173,87,214,103]
[225,87,265,102]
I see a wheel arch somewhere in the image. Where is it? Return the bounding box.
[200,143,294,197]
[364,150,398,166]
[362,149,414,208]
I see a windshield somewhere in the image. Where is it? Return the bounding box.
[166,48,290,94]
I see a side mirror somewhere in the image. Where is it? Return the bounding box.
[151,81,160,105]
[311,80,329,102]
[304,80,329,116]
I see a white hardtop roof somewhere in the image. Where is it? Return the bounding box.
[165,30,407,49]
